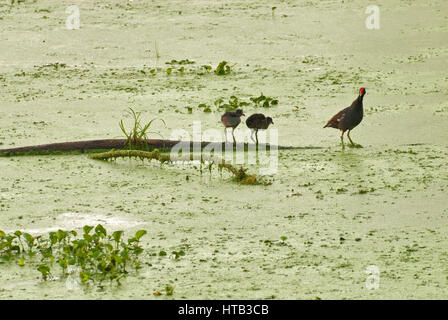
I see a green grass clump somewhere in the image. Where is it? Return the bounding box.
[119,107,165,150]
[0,225,147,286]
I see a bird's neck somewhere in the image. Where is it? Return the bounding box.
[356,95,364,107]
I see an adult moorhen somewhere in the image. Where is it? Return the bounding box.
[324,87,366,149]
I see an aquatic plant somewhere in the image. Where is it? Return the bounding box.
[218,162,270,185]
[0,225,147,286]
[222,95,250,111]
[193,93,279,113]
[214,61,232,75]
[165,59,195,65]
[201,65,212,72]
[198,103,212,113]
[262,238,288,247]
[250,93,279,108]
[89,149,171,165]
[165,284,175,296]
[119,107,166,150]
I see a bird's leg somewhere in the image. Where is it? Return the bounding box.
[347,130,362,148]
[347,130,355,146]
[255,130,259,146]
[232,127,236,145]
[250,129,256,143]
[224,128,228,143]
[340,131,345,150]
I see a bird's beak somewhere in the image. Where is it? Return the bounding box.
[242,113,246,116]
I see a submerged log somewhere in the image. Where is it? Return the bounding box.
[0,139,307,156]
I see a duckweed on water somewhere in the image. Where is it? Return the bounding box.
[0,225,147,286]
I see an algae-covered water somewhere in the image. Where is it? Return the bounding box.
[0,0,447,299]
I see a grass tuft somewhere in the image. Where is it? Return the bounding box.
[119,107,165,151]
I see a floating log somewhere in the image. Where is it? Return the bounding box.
[0,139,312,156]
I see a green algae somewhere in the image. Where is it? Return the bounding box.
[89,149,171,164]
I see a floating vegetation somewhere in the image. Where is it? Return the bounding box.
[261,237,289,247]
[250,93,279,108]
[301,55,327,65]
[198,103,212,113]
[218,162,270,185]
[215,95,250,111]
[357,187,375,195]
[314,68,381,88]
[435,104,448,114]
[214,61,232,75]
[3,60,240,103]
[165,59,195,65]
[0,225,147,286]
[36,62,67,71]
[89,149,171,164]
[201,65,212,72]
[193,93,279,113]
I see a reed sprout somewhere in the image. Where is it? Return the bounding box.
[119,107,166,150]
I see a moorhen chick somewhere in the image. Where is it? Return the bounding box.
[324,87,366,149]
[246,113,274,144]
[221,109,245,144]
